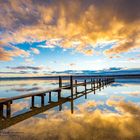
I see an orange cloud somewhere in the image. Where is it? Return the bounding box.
[3,100,140,140]
[121,91,140,97]
[104,31,140,56]
[31,48,40,54]
[0,46,29,61]
[0,0,140,59]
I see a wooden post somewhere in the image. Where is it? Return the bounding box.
[105,78,107,87]
[31,96,35,108]
[58,76,62,108]
[102,79,104,89]
[71,100,74,114]
[85,80,87,99]
[96,79,98,89]
[91,78,93,89]
[58,90,61,101]
[0,104,3,118]
[70,76,75,113]
[59,76,62,88]
[49,92,52,103]
[7,101,11,118]
[75,80,78,97]
[94,80,96,94]
[107,78,108,84]
[101,79,102,85]
[41,94,45,106]
[58,90,62,111]
[70,76,73,98]
[99,79,101,91]
[59,104,62,111]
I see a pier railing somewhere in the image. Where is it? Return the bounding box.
[0,76,115,121]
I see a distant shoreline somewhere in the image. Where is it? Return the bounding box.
[0,74,140,81]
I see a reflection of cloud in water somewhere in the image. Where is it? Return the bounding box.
[116,79,140,84]
[0,80,58,87]
[107,98,140,116]
[11,87,45,92]
[121,91,140,97]
[2,100,140,140]
[11,100,30,116]
[0,80,140,139]
[111,83,123,87]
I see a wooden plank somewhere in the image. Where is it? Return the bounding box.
[6,102,11,118]
[0,104,3,118]
[0,97,71,130]
[59,76,62,88]
[31,96,35,108]
[0,87,61,104]
[70,76,74,97]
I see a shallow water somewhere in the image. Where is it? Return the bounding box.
[0,78,140,140]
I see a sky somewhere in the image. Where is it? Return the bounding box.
[0,0,140,77]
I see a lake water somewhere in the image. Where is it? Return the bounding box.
[0,78,140,140]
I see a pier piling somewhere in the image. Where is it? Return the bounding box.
[84,80,87,99]
[0,76,115,119]
[70,76,74,98]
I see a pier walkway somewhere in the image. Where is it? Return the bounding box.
[0,76,115,129]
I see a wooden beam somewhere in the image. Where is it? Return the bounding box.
[71,100,74,114]
[0,104,3,118]
[6,102,11,118]
[85,80,87,99]
[31,96,35,108]
[75,80,78,95]
[70,76,73,98]
[48,92,52,103]
[59,76,62,88]
[41,95,45,106]
[94,80,96,94]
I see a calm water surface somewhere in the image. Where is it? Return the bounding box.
[0,78,140,140]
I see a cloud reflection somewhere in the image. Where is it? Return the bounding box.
[1,98,140,140]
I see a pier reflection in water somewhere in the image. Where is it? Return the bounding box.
[0,76,114,130]
[0,78,140,140]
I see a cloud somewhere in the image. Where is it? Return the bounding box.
[30,47,40,54]
[0,71,28,74]
[69,63,76,67]
[38,39,61,49]
[104,32,140,56]
[7,66,43,70]
[11,100,30,115]
[12,87,44,92]
[38,45,55,49]
[121,91,140,97]
[3,100,140,140]
[83,49,94,56]
[0,0,140,59]
[24,58,34,65]
[0,45,30,61]
[107,98,140,116]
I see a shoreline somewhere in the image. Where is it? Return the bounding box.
[0,74,140,81]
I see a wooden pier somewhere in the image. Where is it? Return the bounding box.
[0,76,115,122]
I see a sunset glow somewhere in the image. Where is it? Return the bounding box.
[0,0,140,76]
